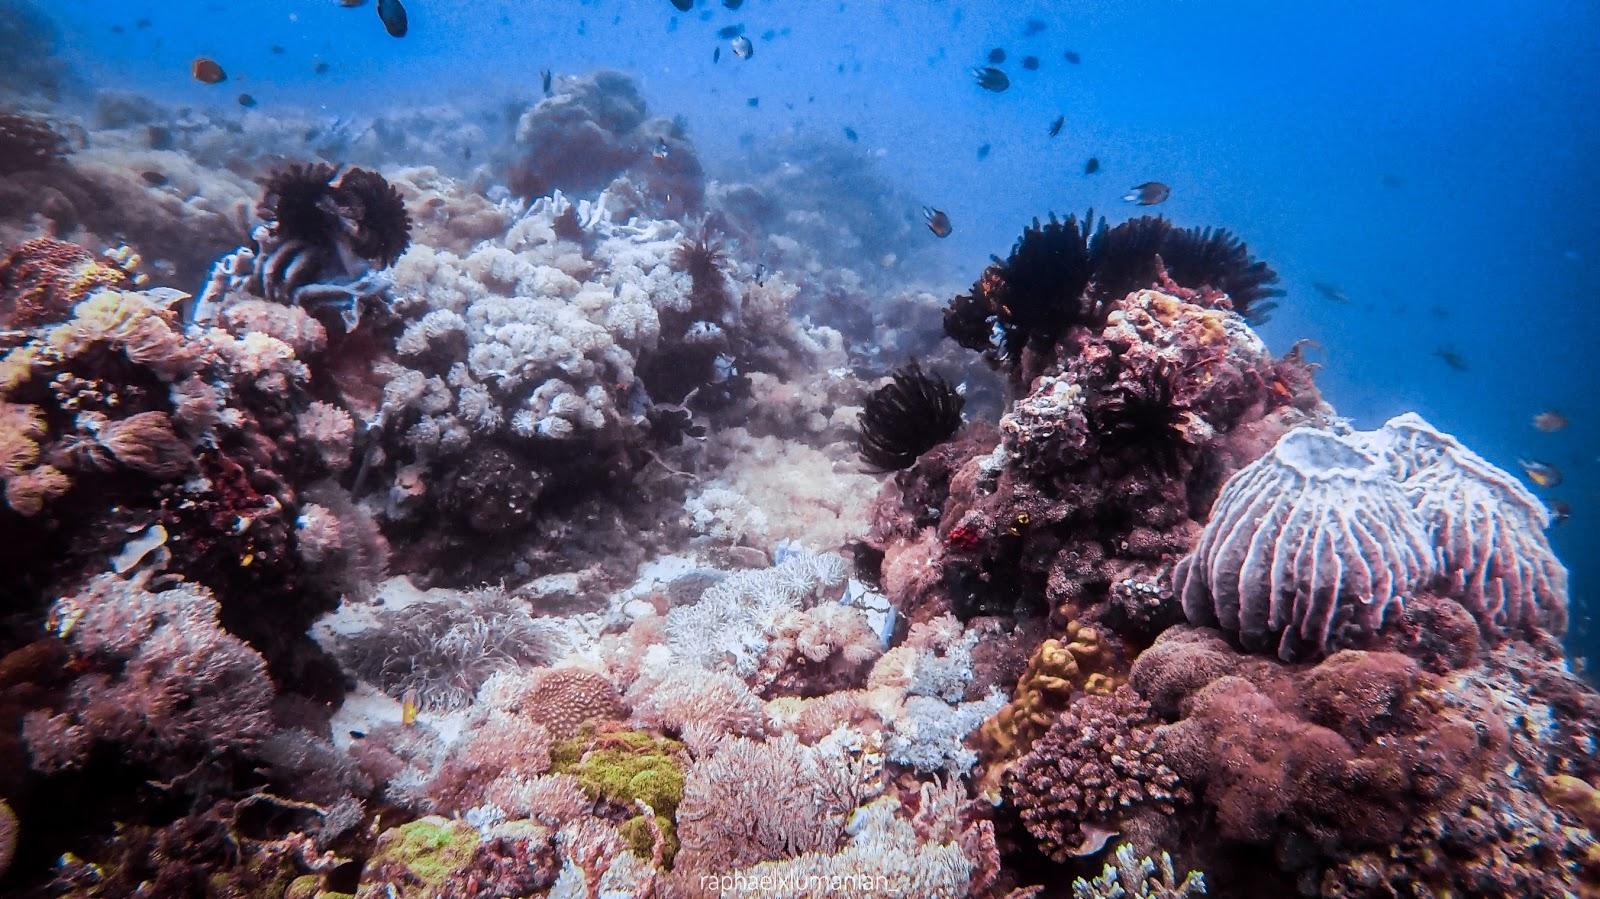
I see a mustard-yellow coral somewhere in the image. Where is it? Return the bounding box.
[981,621,1122,761]
[1542,773,1600,831]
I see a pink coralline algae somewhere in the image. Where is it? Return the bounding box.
[1006,687,1187,863]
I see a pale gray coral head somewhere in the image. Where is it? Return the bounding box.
[1175,425,1436,660]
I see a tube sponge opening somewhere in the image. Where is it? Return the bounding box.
[1174,426,1436,660]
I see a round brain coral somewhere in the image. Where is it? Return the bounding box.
[1175,426,1436,661]
[498,667,624,740]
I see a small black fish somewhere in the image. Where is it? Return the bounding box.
[135,17,151,27]
[717,24,744,38]
[923,206,952,238]
[1022,55,1039,70]
[761,29,776,40]
[724,0,744,7]
[1550,500,1571,525]
[377,0,407,37]
[348,730,366,739]
[1023,18,1046,36]
[140,171,169,187]
[971,66,1009,92]
[237,93,257,108]
[314,61,331,74]
[541,69,553,95]
[732,35,753,59]
[713,46,721,62]
[1084,157,1100,174]
[988,47,1006,63]
[977,143,991,160]
[1048,115,1064,137]
[111,24,125,33]
[844,126,858,142]
[1433,347,1469,372]
[747,96,759,107]
[1124,181,1170,205]
[270,44,286,54]
[1519,459,1562,488]
[1063,49,1081,64]
[669,0,692,9]
[1312,282,1351,304]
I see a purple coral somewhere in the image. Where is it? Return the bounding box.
[24,573,274,774]
[1175,426,1436,660]
[1006,687,1187,862]
[1366,413,1568,639]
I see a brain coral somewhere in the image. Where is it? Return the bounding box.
[1175,426,1436,660]
[1365,412,1568,639]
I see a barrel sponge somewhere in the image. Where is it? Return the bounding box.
[1367,412,1568,638]
[1174,427,1436,660]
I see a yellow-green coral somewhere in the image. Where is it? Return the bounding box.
[619,813,679,866]
[560,731,686,817]
[356,816,479,897]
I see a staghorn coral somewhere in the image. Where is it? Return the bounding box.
[1367,411,1568,640]
[1007,688,1188,862]
[1071,842,1207,899]
[857,361,966,471]
[1174,426,1436,660]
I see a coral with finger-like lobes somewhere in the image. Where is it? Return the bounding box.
[858,361,966,471]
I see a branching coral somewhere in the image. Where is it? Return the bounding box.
[1007,688,1187,862]
[1175,426,1436,660]
[857,361,965,471]
[1071,842,1207,899]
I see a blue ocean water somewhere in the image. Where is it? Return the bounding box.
[27,0,1600,661]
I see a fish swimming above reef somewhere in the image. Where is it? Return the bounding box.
[1519,459,1563,488]
[718,24,744,39]
[670,0,693,10]
[191,57,227,84]
[237,93,257,108]
[1048,115,1064,137]
[541,69,553,95]
[843,126,858,142]
[652,137,671,159]
[1549,499,1571,525]
[1312,281,1351,304]
[976,143,991,160]
[1022,55,1040,70]
[1123,181,1170,205]
[1532,410,1568,432]
[731,36,754,59]
[971,66,1010,92]
[377,0,407,37]
[988,47,1006,64]
[1064,49,1082,64]
[1433,347,1468,371]
[140,171,168,186]
[1084,157,1100,174]
[1024,18,1047,36]
[923,207,952,237]
[713,46,721,62]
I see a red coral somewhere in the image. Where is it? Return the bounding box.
[1006,686,1187,862]
[0,237,133,328]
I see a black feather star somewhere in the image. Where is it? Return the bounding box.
[259,162,342,248]
[1157,225,1282,324]
[334,167,412,268]
[858,362,965,471]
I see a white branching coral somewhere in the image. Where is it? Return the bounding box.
[1072,842,1207,899]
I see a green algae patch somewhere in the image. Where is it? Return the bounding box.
[358,815,479,895]
[619,813,679,867]
[561,731,686,818]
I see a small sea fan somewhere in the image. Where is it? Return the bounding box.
[0,110,68,176]
[1159,225,1282,324]
[259,162,342,247]
[858,362,965,471]
[334,167,412,267]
